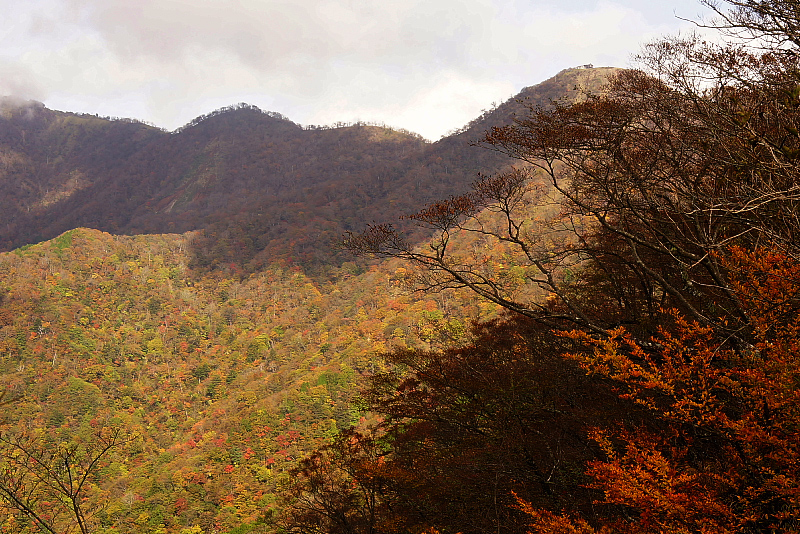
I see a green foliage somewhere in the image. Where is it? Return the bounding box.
[49,230,75,258]
[0,227,487,533]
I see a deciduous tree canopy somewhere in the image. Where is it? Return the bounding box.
[335,1,800,532]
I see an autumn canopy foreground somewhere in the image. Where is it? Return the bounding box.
[3,0,800,533]
[298,1,800,532]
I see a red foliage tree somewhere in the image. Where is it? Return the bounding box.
[523,246,800,533]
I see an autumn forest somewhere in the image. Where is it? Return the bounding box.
[2,1,800,533]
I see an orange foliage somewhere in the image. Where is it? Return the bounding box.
[524,247,800,533]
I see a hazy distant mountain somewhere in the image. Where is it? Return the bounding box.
[0,67,619,271]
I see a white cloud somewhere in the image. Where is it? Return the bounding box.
[0,0,712,138]
[304,71,516,140]
[0,60,45,100]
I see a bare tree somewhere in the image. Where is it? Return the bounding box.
[0,427,133,534]
[346,26,800,348]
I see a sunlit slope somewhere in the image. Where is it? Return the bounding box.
[0,227,495,532]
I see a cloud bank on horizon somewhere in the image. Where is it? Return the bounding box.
[1,0,710,140]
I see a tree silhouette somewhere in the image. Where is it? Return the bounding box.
[344,1,800,532]
[0,427,133,534]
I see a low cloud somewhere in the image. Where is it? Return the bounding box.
[0,61,46,102]
[6,0,709,138]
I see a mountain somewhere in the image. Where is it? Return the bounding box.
[0,225,498,533]
[0,67,619,273]
[0,67,621,534]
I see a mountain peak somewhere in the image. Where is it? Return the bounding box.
[517,65,621,100]
[174,103,300,134]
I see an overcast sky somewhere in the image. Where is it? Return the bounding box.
[1,0,713,140]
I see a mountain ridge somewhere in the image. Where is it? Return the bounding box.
[0,67,621,272]
[0,65,623,534]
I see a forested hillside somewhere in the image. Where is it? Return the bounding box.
[0,68,615,273]
[0,66,624,534]
[6,1,800,530]
[0,227,499,533]
[0,67,624,533]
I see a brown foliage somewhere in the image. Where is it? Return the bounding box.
[526,246,800,533]
[343,2,800,533]
[365,317,641,534]
[285,316,649,534]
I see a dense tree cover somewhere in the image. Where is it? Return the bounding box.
[0,68,612,534]
[314,1,800,532]
[0,228,492,533]
[280,317,650,533]
[7,1,800,531]
[0,69,612,275]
